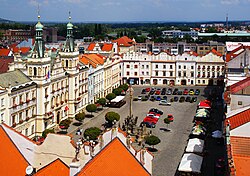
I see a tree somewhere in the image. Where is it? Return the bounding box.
[97,98,107,109]
[113,88,123,96]
[119,84,129,92]
[105,111,120,123]
[106,93,116,102]
[42,129,55,138]
[145,135,161,149]
[86,104,97,116]
[84,127,101,140]
[59,119,71,129]
[75,112,85,122]
[164,118,171,130]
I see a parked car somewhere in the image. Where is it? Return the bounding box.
[147,112,161,118]
[138,96,142,100]
[178,91,183,95]
[167,114,174,122]
[149,90,155,95]
[185,96,191,102]
[141,89,146,94]
[174,96,179,102]
[156,96,161,101]
[173,88,179,95]
[162,96,168,100]
[192,97,197,102]
[143,116,158,124]
[170,98,174,102]
[189,89,194,95]
[183,89,189,95]
[149,108,163,115]
[140,121,156,128]
[150,96,155,101]
[161,90,166,95]
[179,96,185,103]
[155,90,161,95]
[159,100,171,106]
[145,87,151,92]
[167,88,172,95]
[195,89,200,95]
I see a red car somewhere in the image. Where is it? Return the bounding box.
[145,87,151,92]
[183,89,189,95]
[143,116,158,124]
[167,114,174,122]
[155,90,161,95]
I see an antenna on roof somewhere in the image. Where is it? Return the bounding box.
[69,11,71,22]
[37,3,41,22]
[226,13,228,30]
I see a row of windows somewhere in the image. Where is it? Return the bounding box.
[12,90,36,105]
[12,107,35,124]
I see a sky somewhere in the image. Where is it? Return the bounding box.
[0,0,250,22]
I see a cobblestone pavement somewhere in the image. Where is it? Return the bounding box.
[67,85,213,176]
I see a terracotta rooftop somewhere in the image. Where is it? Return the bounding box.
[0,124,29,175]
[0,48,12,56]
[34,159,69,176]
[205,48,223,57]
[227,107,250,130]
[0,57,14,73]
[229,77,250,94]
[101,43,113,51]
[87,43,95,51]
[78,138,150,176]
[79,54,105,68]
[113,36,135,47]
[226,45,250,62]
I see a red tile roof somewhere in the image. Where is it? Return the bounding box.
[78,138,150,176]
[227,108,250,130]
[87,43,96,51]
[229,77,250,94]
[113,36,135,47]
[0,57,14,73]
[34,159,69,176]
[226,45,250,62]
[102,43,113,51]
[233,155,250,176]
[0,125,29,175]
[206,48,223,57]
[0,48,11,56]
[79,54,105,68]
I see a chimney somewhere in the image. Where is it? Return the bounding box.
[69,162,81,176]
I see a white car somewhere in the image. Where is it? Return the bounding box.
[146,113,160,119]
[159,100,171,106]
[138,96,142,100]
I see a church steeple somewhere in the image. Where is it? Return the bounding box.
[32,7,45,58]
[65,11,74,52]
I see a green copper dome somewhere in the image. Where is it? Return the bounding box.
[67,22,73,29]
[35,15,43,30]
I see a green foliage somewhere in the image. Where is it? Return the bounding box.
[164,118,171,124]
[97,98,107,106]
[42,129,55,138]
[145,135,161,148]
[86,104,97,114]
[119,84,129,91]
[105,111,120,123]
[59,119,72,129]
[84,127,101,140]
[106,93,116,102]
[113,88,123,96]
[75,112,85,122]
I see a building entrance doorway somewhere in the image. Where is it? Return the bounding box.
[181,79,187,85]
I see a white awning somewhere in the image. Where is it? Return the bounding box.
[178,153,203,173]
[185,138,204,153]
[111,96,125,103]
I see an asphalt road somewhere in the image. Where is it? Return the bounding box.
[70,85,207,176]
